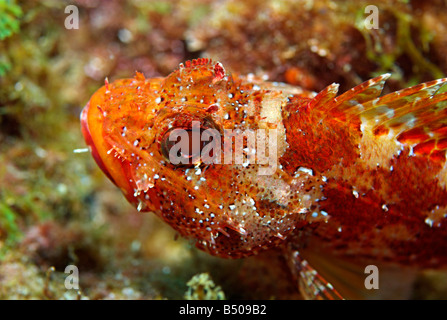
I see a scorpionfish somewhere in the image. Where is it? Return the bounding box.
[81,58,447,299]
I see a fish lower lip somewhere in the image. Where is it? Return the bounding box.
[80,103,115,183]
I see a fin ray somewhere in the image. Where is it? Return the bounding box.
[328,73,391,114]
[286,247,344,300]
[311,75,447,162]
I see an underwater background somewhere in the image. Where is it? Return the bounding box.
[1,0,447,299]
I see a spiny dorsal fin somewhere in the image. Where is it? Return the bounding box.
[310,74,390,115]
[308,83,339,111]
[311,75,447,162]
[357,78,447,122]
[359,78,447,161]
[329,73,391,114]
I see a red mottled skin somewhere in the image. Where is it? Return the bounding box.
[81,59,447,299]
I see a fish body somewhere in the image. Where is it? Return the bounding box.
[81,59,447,298]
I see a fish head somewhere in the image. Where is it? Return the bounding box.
[81,59,303,258]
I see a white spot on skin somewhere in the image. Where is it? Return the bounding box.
[423,205,447,228]
[296,167,313,176]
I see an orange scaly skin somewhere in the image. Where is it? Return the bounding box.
[81,59,447,298]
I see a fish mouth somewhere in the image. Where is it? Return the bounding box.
[80,102,116,184]
[80,96,146,207]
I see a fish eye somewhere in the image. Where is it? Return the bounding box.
[161,127,218,166]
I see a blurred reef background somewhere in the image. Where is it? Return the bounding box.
[1,0,447,299]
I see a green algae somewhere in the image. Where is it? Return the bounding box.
[0,0,22,76]
[0,0,22,40]
[357,7,444,84]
